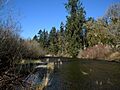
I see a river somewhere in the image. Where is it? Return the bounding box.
[44,58,120,90]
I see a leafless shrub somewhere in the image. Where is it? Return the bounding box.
[0,18,25,89]
[78,44,112,59]
[22,40,46,59]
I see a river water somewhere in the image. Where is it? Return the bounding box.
[45,59,120,90]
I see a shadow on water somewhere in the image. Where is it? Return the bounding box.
[45,58,120,90]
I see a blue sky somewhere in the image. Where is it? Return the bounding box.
[12,0,119,39]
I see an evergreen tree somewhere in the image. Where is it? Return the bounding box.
[37,29,49,49]
[65,0,86,57]
[41,29,48,48]
[33,35,38,41]
[58,22,65,56]
[49,27,59,55]
[37,29,42,44]
[37,29,43,48]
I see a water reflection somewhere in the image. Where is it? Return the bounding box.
[45,60,120,90]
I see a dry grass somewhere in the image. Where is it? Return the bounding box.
[78,44,112,59]
[78,44,120,61]
[108,52,120,61]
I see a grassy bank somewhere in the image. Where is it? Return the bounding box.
[78,44,120,61]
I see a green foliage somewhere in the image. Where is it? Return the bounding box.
[85,18,115,47]
[48,27,59,55]
[33,1,120,58]
[65,0,86,57]
[33,0,86,57]
[57,22,66,56]
[37,29,49,49]
[108,19,120,48]
[33,35,38,41]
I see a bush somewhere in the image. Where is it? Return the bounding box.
[0,21,47,89]
[21,40,46,59]
[78,44,112,59]
[0,24,22,72]
[0,21,26,89]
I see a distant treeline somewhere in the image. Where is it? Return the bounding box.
[33,0,120,57]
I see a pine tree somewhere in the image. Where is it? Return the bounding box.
[42,29,48,48]
[33,35,38,41]
[58,22,65,56]
[37,29,49,49]
[65,0,86,57]
[49,27,59,55]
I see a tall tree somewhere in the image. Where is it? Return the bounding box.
[85,18,115,47]
[49,27,58,55]
[58,22,65,56]
[37,29,49,49]
[105,2,120,23]
[33,35,38,41]
[105,2,120,50]
[37,29,43,47]
[65,0,86,57]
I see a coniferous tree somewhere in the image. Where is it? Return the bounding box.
[49,27,59,55]
[37,29,49,49]
[58,22,65,56]
[42,29,49,48]
[37,29,42,45]
[65,0,86,57]
[33,35,38,41]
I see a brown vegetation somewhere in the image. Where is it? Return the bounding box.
[78,44,120,61]
[78,44,112,59]
[0,21,46,89]
[21,40,46,59]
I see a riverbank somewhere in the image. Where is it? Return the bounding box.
[22,61,55,90]
[15,57,120,90]
[77,44,120,62]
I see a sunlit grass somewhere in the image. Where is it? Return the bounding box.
[20,59,42,64]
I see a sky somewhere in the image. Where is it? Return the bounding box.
[11,0,120,39]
